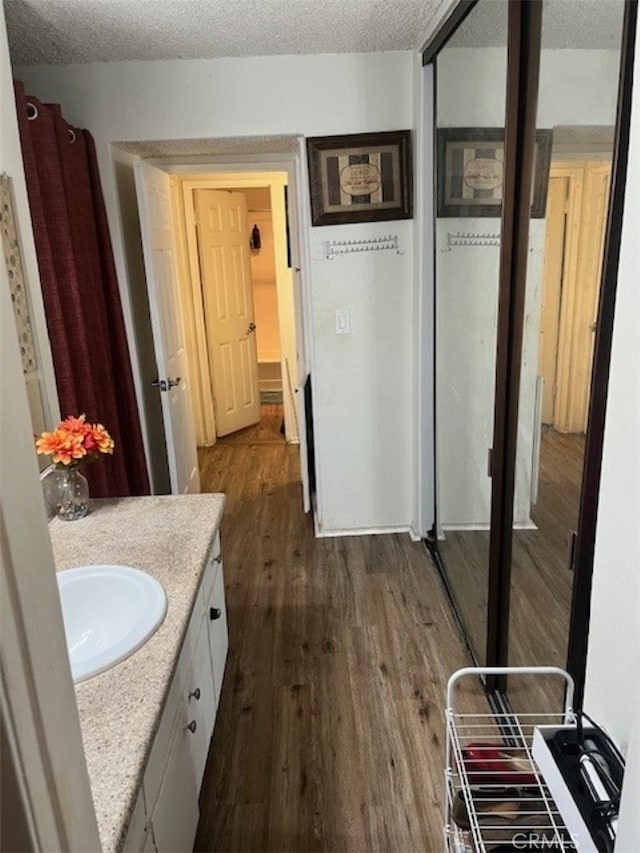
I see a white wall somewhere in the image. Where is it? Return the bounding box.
[583,27,640,846]
[436,47,620,528]
[1,14,99,844]
[438,48,621,128]
[1,13,58,433]
[243,194,281,365]
[15,51,415,532]
[310,220,414,532]
[584,28,640,757]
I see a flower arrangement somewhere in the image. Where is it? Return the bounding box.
[36,414,114,468]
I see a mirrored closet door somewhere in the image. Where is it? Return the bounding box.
[506,0,627,716]
[428,0,635,712]
[434,0,509,665]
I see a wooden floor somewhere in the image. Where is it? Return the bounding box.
[508,427,584,714]
[194,405,484,852]
[439,427,585,714]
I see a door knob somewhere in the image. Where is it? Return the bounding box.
[167,377,181,388]
[247,322,256,334]
[151,379,167,392]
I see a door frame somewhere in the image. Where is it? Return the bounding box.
[485,0,544,683]
[1,262,101,851]
[151,151,314,515]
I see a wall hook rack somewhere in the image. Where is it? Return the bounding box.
[442,230,501,251]
[323,234,403,260]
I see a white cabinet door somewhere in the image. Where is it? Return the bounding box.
[121,790,147,852]
[151,702,199,853]
[142,827,156,852]
[184,623,216,790]
[206,564,229,709]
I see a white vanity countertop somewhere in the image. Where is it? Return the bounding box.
[49,493,226,853]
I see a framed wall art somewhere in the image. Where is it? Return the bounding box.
[306,130,413,226]
[437,127,553,218]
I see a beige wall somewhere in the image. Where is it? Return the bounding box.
[1,9,58,435]
[230,185,281,364]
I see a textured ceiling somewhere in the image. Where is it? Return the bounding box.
[5,0,444,65]
[449,0,625,50]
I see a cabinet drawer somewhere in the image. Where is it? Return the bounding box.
[201,532,222,608]
[206,563,229,709]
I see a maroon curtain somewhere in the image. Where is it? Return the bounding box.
[14,81,150,497]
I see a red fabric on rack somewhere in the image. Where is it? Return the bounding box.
[14,81,150,497]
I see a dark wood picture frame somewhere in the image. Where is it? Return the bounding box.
[306,130,413,226]
[437,127,552,218]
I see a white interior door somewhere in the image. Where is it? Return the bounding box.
[195,189,260,436]
[134,161,200,494]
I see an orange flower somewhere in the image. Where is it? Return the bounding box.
[59,413,90,434]
[36,428,87,465]
[35,430,62,457]
[91,423,115,454]
[35,414,114,467]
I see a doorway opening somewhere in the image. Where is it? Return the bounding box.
[128,154,313,514]
[173,172,301,500]
[172,171,304,500]
[174,172,300,451]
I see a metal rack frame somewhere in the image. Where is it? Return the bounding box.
[444,666,577,852]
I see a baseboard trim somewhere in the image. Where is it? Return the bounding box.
[441,519,537,533]
[315,525,411,539]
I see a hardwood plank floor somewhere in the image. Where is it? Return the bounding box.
[194,406,484,852]
[508,427,584,714]
[438,427,584,715]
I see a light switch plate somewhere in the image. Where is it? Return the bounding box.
[335,309,351,334]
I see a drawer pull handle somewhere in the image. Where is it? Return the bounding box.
[188,687,201,701]
[186,720,197,734]
[213,553,222,564]
[210,607,222,621]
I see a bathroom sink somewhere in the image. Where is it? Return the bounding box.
[56,565,167,683]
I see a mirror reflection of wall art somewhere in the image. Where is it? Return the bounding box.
[306,130,413,226]
[437,128,552,218]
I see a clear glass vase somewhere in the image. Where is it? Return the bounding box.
[55,466,89,521]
